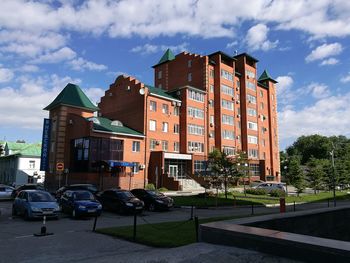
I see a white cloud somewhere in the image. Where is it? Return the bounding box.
[68,58,107,71]
[130,43,189,55]
[279,93,350,142]
[276,75,294,104]
[0,67,14,83]
[19,65,40,73]
[84,87,105,105]
[32,47,76,64]
[307,83,330,99]
[0,74,83,129]
[320,58,339,66]
[305,43,343,62]
[340,72,350,83]
[245,24,278,51]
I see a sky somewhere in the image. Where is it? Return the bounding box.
[0,0,350,150]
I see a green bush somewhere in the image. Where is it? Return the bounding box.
[245,188,267,195]
[269,189,286,197]
[157,187,168,192]
[145,183,155,190]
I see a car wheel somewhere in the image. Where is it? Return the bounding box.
[149,203,156,212]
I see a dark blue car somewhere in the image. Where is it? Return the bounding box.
[59,190,102,218]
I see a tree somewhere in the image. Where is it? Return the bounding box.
[208,149,247,199]
[306,157,326,194]
[288,156,305,196]
[0,143,4,156]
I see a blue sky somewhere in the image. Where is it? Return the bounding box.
[0,0,350,150]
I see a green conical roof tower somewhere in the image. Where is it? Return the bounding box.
[44,83,99,111]
[153,49,175,67]
[258,70,277,83]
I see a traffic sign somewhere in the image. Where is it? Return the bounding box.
[56,162,64,171]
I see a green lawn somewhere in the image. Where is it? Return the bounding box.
[172,191,350,207]
[97,215,254,248]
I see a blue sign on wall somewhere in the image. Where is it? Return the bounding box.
[40,118,51,171]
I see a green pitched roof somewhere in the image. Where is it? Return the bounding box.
[89,117,144,137]
[44,83,99,111]
[258,70,277,83]
[146,85,180,101]
[153,49,175,67]
[5,142,41,157]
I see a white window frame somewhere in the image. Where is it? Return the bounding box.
[149,120,156,131]
[132,141,140,152]
[248,121,258,131]
[162,122,168,132]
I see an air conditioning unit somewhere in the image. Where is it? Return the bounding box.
[236,100,240,104]
[177,102,182,107]
[248,100,252,103]
[209,133,213,138]
[236,114,241,118]
[156,141,160,145]
[231,97,235,101]
[172,101,176,106]
[139,164,146,169]
[210,123,214,127]
[247,75,250,79]
[236,87,239,91]
[236,135,240,139]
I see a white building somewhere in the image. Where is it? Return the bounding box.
[0,142,45,186]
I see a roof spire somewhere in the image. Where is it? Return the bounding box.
[157,49,175,64]
[258,70,277,83]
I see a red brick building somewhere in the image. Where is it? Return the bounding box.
[43,50,280,191]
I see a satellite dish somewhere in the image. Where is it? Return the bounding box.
[139,88,145,95]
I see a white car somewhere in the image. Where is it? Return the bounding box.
[253,183,286,192]
[0,185,14,200]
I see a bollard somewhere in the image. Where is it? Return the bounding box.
[194,216,199,242]
[279,198,286,213]
[34,215,53,237]
[92,215,98,232]
[327,198,330,208]
[293,201,296,212]
[133,211,137,241]
[251,203,254,215]
[190,205,194,220]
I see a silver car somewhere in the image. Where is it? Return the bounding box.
[253,183,286,192]
[0,185,14,200]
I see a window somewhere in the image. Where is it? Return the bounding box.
[29,160,35,169]
[162,122,168,132]
[259,90,263,97]
[221,84,234,96]
[150,139,157,150]
[261,139,266,146]
[248,149,259,158]
[158,70,162,79]
[221,99,234,110]
[222,130,235,140]
[250,163,260,176]
[236,80,240,89]
[162,104,169,114]
[247,81,256,91]
[209,99,214,107]
[221,69,233,81]
[173,124,180,134]
[188,60,192,68]
[210,84,214,93]
[223,146,235,156]
[210,115,214,125]
[194,160,208,175]
[188,73,192,82]
[158,84,162,89]
[188,90,204,102]
[188,106,204,119]
[132,141,140,152]
[174,106,180,116]
[188,124,205,135]
[188,141,204,153]
[174,142,180,152]
[248,135,258,144]
[271,94,274,101]
[260,102,264,110]
[132,162,140,174]
[150,101,157,111]
[209,130,214,138]
[246,69,255,79]
[162,141,168,151]
[247,108,257,117]
[247,94,257,104]
[248,121,258,131]
[222,114,234,125]
[149,120,156,131]
[261,152,266,159]
[209,69,214,78]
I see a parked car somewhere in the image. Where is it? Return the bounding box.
[11,184,45,199]
[97,189,144,214]
[12,190,60,220]
[55,184,98,199]
[59,190,102,218]
[0,185,14,200]
[131,189,173,211]
[253,183,286,192]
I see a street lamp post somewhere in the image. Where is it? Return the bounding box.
[243,163,248,196]
[330,150,336,207]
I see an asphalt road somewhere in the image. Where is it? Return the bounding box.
[2,199,345,263]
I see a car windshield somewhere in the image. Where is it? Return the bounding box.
[146,190,164,197]
[28,192,55,202]
[74,191,95,200]
[117,191,134,199]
